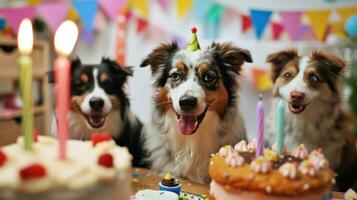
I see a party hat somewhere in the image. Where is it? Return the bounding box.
[187,27,200,51]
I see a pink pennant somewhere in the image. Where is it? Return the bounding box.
[37,3,70,33]
[271,22,284,40]
[156,0,168,11]
[299,25,316,41]
[136,17,148,33]
[223,8,239,24]
[280,11,302,41]
[94,10,107,32]
[99,0,127,19]
[0,6,36,34]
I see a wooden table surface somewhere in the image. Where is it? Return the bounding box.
[131,168,345,199]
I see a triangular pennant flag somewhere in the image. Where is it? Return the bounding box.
[156,0,168,11]
[80,29,95,44]
[94,10,107,32]
[298,24,315,41]
[27,0,42,5]
[194,0,213,20]
[207,4,224,22]
[176,0,193,18]
[37,3,70,33]
[241,14,252,33]
[0,7,36,34]
[222,8,239,24]
[251,68,273,91]
[99,0,127,19]
[136,17,148,33]
[250,9,272,39]
[271,22,284,40]
[305,9,331,41]
[130,0,148,18]
[280,11,302,41]
[67,7,79,21]
[72,0,98,32]
[337,7,357,23]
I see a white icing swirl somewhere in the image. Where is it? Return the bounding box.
[225,152,245,167]
[247,139,257,152]
[299,160,317,177]
[312,158,329,170]
[279,163,298,179]
[250,157,272,173]
[291,144,309,160]
[218,145,233,157]
[234,140,249,152]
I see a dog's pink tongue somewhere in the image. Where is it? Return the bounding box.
[178,116,196,135]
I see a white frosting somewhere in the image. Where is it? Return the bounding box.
[272,143,287,153]
[291,144,309,160]
[247,139,257,152]
[218,145,233,157]
[135,189,179,200]
[234,140,249,152]
[0,136,132,193]
[279,163,298,179]
[299,160,317,177]
[308,150,328,170]
[225,152,245,167]
[250,157,272,174]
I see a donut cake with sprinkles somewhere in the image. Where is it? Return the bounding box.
[0,134,132,200]
[209,139,335,200]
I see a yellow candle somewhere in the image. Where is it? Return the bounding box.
[17,19,34,150]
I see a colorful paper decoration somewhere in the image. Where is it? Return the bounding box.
[27,0,42,5]
[67,7,79,21]
[207,3,224,22]
[271,22,284,40]
[72,0,98,32]
[94,10,107,32]
[156,0,169,11]
[299,24,316,40]
[116,11,127,64]
[280,11,302,41]
[37,2,70,33]
[250,9,272,39]
[241,15,252,33]
[176,0,193,18]
[130,0,148,18]
[222,8,239,24]
[136,17,148,33]
[99,0,127,19]
[0,7,36,34]
[194,0,213,20]
[305,9,331,41]
[251,68,273,91]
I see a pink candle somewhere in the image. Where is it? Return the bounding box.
[256,95,265,157]
[54,21,78,160]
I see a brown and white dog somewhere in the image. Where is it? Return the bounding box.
[265,49,357,190]
[140,42,252,183]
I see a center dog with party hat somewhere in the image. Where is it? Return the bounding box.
[140,28,252,183]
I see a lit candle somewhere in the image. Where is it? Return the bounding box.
[54,20,78,160]
[256,95,265,157]
[276,99,286,155]
[17,19,34,150]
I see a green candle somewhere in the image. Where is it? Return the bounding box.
[17,19,34,150]
[276,99,286,155]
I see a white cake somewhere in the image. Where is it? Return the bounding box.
[0,135,132,200]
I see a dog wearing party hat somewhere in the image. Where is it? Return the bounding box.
[265,49,357,191]
[140,28,252,183]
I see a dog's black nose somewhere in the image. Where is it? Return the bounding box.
[179,95,197,112]
[89,97,104,111]
[291,91,305,102]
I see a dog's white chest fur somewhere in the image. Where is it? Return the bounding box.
[144,108,245,183]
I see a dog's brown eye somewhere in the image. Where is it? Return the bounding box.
[283,72,292,80]
[309,74,319,83]
[203,74,215,83]
[170,72,181,82]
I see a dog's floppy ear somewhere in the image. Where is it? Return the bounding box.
[210,42,252,74]
[101,57,133,79]
[267,49,298,82]
[140,42,179,74]
[310,51,346,76]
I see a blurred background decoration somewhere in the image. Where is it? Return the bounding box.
[0,0,356,137]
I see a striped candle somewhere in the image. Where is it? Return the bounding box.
[276,99,286,155]
[256,95,265,157]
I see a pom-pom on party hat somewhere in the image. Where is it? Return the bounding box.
[187,27,200,51]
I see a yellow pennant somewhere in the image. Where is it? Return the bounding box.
[331,22,346,38]
[337,7,357,23]
[176,0,193,18]
[305,9,331,41]
[67,7,79,22]
[130,0,148,18]
[27,0,42,5]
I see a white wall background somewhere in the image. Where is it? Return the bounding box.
[75,0,352,138]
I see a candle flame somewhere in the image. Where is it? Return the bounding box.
[18,18,33,54]
[54,20,78,56]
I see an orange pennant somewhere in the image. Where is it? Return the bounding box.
[305,9,331,41]
[251,68,273,91]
